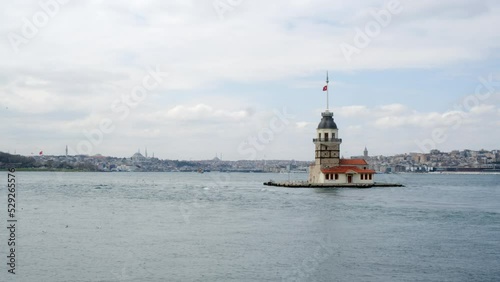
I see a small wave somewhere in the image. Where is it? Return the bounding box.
[94,185,112,190]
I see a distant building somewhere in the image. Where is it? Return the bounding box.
[131,150,146,162]
[308,110,375,184]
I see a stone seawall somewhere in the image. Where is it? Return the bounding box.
[263,181,404,188]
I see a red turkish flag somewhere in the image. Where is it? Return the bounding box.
[323,85,328,91]
[39,151,43,155]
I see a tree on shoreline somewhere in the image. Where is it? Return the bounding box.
[0,152,36,168]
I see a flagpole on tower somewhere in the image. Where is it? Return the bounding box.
[326,71,329,111]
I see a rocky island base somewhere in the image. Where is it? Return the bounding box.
[263,181,404,188]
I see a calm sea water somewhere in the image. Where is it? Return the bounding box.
[1,172,499,282]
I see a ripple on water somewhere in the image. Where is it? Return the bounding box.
[15,172,500,282]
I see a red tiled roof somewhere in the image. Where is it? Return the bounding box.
[340,159,368,165]
[321,166,375,174]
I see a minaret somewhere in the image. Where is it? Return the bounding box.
[364,147,368,158]
[145,147,148,158]
[65,145,68,157]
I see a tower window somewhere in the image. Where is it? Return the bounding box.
[369,174,372,180]
[318,133,321,139]
[324,133,329,140]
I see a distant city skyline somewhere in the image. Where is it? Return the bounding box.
[1,1,500,160]
[4,146,499,163]
[2,147,498,174]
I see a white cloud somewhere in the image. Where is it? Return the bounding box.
[470,104,495,114]
[295,121,311,129]
[164,104,250,121]
[378,104,407,114]
[336,105,369,117]
[1,1,500,159]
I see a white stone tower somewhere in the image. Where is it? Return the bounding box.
[307,73,376,185]
[314,111,342,166]
[309,72,342,183]
[309,110,343,183]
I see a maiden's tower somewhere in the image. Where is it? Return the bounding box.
[264,72,403,188]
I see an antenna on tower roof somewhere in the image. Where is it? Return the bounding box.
[322,71,331,111]
[326,71,329,110]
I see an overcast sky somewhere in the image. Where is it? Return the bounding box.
[1,0,500,160]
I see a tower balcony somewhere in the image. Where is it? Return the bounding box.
[313,138,342,143]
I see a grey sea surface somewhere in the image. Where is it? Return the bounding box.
[1,172,499,282]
